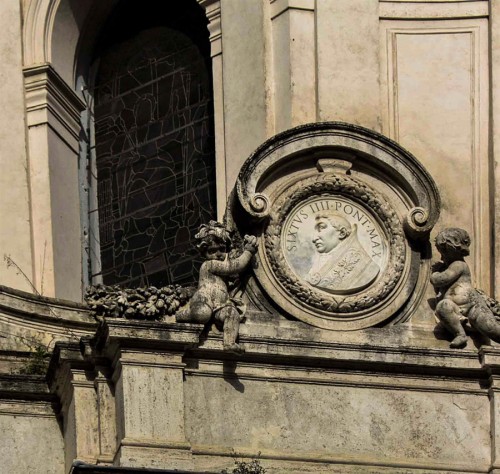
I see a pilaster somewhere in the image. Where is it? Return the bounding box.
[490,0,500,297]
[24,64,85,149]
[48,343,99,473]
[23,64,85,300]
[96,320,204,471]
[197,0,226,219]
[270,0,316,132]
[479,347,500,473]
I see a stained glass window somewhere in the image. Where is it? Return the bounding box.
[89,10,216,288]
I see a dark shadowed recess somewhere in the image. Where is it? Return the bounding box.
[90,0,216,288]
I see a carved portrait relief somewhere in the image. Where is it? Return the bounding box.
[262,171,407,330]
[236,122,441,330]
[283,197,386,294]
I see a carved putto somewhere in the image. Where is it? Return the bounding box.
[431,228,500,348]
[86,221,258,354]
[176,221,258,354]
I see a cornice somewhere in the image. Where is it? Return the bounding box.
[0,284,96,334]
[23,63,85,145]
[196,0,222,57]
[270,0,315,21]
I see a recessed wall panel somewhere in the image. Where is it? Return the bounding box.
[381,20,490,289]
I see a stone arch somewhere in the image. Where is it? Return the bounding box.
[23,0,119,87]
[21,0,223,300]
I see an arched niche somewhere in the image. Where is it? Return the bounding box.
[23,0,118,87]
[21,0,224,300]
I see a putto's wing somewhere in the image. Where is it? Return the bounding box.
[476,289,500,321]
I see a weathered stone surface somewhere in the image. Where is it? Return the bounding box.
[85,284,194,320]
[0,375,63,474]
[176,221,258,354]
[36,318,500,472]
[235,122,439,330]
[0,1,498,473]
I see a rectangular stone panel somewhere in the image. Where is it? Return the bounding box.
[0,402,64,474]
[185,374,490,471]
[380,19,490,290]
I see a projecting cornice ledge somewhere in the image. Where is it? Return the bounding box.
[0,284,96,355]
[83,318,492,378]
[23,63,85,149]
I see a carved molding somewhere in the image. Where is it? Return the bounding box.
[23,0,55,66]
[197,0,222,57]
[237,122,440,237]
[270,0,315,21]
[379,1,488,20]
[24,63,85,148]
[381,22,490,290]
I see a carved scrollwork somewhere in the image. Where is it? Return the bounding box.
[264,174,406,314]
[404,206,432,239]
[250,193,270,216]
[237,122,441,237]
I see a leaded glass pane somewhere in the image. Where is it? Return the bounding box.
[91,27,216,287]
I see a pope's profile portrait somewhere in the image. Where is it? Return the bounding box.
[305,211,380,293]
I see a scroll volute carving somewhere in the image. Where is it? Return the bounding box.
[237,122,440,237]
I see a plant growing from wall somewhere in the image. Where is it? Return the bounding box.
[221,457,266,474]
[18,340,50,375]
[3,255,78,375]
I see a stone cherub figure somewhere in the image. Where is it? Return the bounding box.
[176,221,258,354]
[431,227,500,348]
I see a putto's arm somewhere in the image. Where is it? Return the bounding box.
[207,235,258,277]
[208,251,253,276]
[430,261,464,288]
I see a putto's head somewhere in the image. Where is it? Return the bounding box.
[195,221,232,261]
[312,212,352,253]
[435,227,470,259]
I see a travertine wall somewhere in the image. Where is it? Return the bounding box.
[185,366,490,472]
[0,2,497,471]
[35,317,500,474]
[0,399,64,474]
[0,0,33,293]
[217,0,493,292]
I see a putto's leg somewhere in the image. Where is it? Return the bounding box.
[435,299,468,348]
[176,292,212,324]
[220,306,244,354]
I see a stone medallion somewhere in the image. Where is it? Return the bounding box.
[283,196,386,295]
[262,172,407,329]
[235,122,441,330]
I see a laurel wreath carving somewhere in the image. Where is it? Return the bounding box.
[264,174,406,314]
